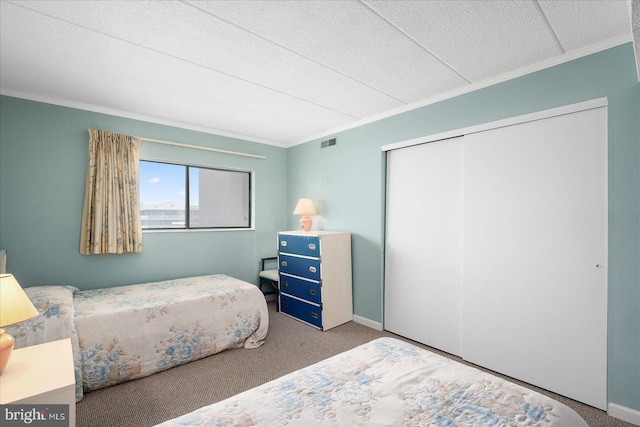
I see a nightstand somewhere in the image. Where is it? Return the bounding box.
[0,338,76,426]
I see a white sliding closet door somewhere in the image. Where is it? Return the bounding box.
[462,106,608,409]
[385,137,464,356]
[384,101,608,410]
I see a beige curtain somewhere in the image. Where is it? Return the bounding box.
[80,129,142,254]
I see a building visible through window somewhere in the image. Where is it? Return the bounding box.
[139,160,251,229]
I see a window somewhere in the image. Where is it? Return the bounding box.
[139,160,251,230]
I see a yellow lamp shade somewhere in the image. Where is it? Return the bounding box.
[0,274,38,328]
[293,198,317,231]
[0,274,38,374]
[293,198,317,215]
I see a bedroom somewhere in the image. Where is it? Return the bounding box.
[0,1,638,426]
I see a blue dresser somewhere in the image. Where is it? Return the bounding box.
[277,231,352,330]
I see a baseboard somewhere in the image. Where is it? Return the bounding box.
[608,402,640,425]
[352,314,383,331]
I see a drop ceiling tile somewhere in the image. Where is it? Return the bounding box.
[365,0,563,83]
[538,0,631,51]
[188,0,469,103]
[0,2,356,142]
[1,48,319,145]
[1,0,634,146]
[6,0,403,119]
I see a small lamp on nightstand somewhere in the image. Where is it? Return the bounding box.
[0,274,38,375]
[294,198,317,232]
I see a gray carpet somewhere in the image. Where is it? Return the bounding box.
[77,300,635,427]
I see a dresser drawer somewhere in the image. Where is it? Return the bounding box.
[280,295,322,329]
[279,254,321,281]
[278,234,320,258]
[279,274,321,304]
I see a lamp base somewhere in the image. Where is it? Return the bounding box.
[0,328,15,375]
[299,215,312,232]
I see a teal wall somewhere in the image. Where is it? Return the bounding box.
[0,43,638,411]
[0,97,288,289]
[288,43,640,410]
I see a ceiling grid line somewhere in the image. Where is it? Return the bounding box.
[534,0,566,54]
[182,0,408,106]
[359,0,473,84]
[4,0,363,122]
[1,0,634,145]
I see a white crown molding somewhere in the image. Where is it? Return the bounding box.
[1,34,631,149]
[292,34,632,147]
[0,89,288,148]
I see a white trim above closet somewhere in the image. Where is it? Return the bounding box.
[381,97,607,153]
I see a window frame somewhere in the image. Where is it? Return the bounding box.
[139,158,254,232]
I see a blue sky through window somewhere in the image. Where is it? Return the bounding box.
[139,161,199,206]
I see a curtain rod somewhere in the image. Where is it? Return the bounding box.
[138,136,266,159]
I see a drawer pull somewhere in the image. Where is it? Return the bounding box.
[281,240,287,247]
[309,289,317,296]
[309,243,316,250]
[282,302,289,308]
[309,266,316,273]
[281,261,288,267]
[282,281,289,287]
[310,312,318,319]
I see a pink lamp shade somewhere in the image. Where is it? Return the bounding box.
[293,198,317,232]
[0,274,39,374]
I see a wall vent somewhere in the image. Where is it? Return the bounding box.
[320,138,337,148]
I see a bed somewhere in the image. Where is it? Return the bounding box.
[155,337,588,427]
[5,274,268,402]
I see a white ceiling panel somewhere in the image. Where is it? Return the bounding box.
[364,0,564,83]
[0,0,634,146]
[0,1,355,142]
[539,0,632,51]
[8,0,402,119]
[190,0,469,103]
[0,49,322,144]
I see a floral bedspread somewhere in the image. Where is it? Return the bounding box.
[6,274,268,402]
[73,274,268,393]
[155,337,588,427]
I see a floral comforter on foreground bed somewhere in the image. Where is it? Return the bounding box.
[156,337,587,427]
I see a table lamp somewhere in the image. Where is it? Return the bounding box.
[293,198,317,232]
[0,274,38,374]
